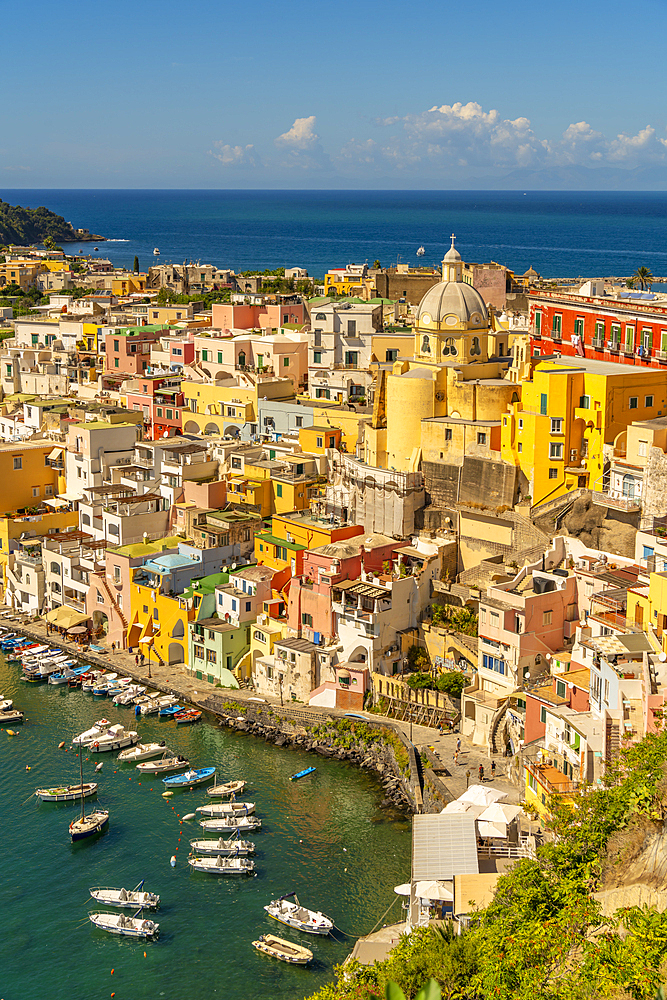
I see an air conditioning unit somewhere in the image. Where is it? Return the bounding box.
[570,449,578,462]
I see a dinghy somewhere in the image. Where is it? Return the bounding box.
[195,801,255,817]
[89,881,160,909]
[188,855,254,876]
[206,779,246,798]
[174,709,202,725]
[113,684,145,705]
[252,934,312,965]
[290,766,316,781]
[89,910,158,938]
[117,741,166,763]
[36,782,97,803]
[158,704,183,717]
[199,815,261,833]
[0,709,24,724]
[162,767,216,789]
[264,892,334,935]
[188,836,255,856]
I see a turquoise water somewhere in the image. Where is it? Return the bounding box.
[0,657,410,1000]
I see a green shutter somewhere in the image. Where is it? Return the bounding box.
[540,394,547,416]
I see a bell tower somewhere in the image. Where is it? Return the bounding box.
[442,234,462,282]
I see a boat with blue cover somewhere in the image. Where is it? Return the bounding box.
[162,766,216,789]
[290,766,316,781]
[158,704,183,717]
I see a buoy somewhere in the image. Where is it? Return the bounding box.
[164,791,173,797]
[25,765,31,771]
[344,868,348,872]
[144,951,147,957]
[111,969,114,975]
[58,741,65,749]
[170,855,176,867]
[343,847,347,852]
[182,813,195,821]
[7,730,17,736]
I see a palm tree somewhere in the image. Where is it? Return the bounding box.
[633,266,654,290]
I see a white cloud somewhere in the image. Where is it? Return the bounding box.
[275,116,319,149]
[208,142,256,167]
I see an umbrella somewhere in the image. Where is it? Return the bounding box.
[414,880,453,902]
[441,800,485,818]
[67,625,88,635]
[477,802,523,826]
[477,821,508,839]
[458,784,508,807]
[393,883,411,896]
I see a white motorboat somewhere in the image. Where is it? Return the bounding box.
[153,248,160,256]
[132,691,159,705]
[89,724,140,752]
[188,836,255,856]
[117,741,167,763]
[136,753,189,775]
[73,718,111,745]
[264,892,334,936]
[196,801,255,817]
[188,855,254,876]
[252,934,312,965]
[199,815,261,833]
[206,779,246,798]
[89,911,158,938]
[36,782,98,802]
[89,881,160,909]
[137,695,178,716]
[114,684,145,705]
[0,697,13,711]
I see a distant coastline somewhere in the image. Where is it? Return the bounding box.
[0,197,105,247]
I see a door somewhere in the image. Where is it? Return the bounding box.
[622,475,635,499]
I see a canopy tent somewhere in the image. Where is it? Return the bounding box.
[477,802,523,826]
[477,821,508,839]
[43,497,70,509]
[458,784,508,808]
[44,606,91,629]
[414,880,454,902]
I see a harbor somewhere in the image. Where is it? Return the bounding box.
[0,649,411,1000]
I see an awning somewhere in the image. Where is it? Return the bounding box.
[337,669,351,680]
[48,447,64,461]
[415,880,454,902]
[477,821,507,840]
[44,606,91,629]
[43,497,70,509]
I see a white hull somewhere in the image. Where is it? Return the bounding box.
[196,802,255,817]
[89,886,160,909]
[265,899,333,935]
[206,780,246,798]
[188,856,254,876]
[90,732,139,752]
[189,838,255,856]
[137,756,189,774]
[199,817,261,833]
[117,742,166,763]
[89,912,158,938]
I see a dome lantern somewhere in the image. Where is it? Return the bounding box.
[442,233,462,282]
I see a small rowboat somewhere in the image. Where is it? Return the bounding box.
[188,855,255,876]
[0,698,13,711]
[196,801,255,817]
[89,881,159,909]
[89,911,158,938]
[199,815,261,833]
[136,754,189,775]
[158,704,183,717]
[117,741,166,763]
[290,766,316,782]
[36,782,97,803]
[252,934,312,965]
[175,709,202,725]
[264,892,334,936]
[188,836,255,856]
[207,779,246,798]
[162,767,216,789]
[0,709,24,724]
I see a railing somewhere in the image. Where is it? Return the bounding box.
[551,330,562,342]
[622,345,635,356]
[333,362,361,370]
[133,456,154,468]
[591,491,641,512]
[591,337,604,350]
[656,350,667,362]
[607,340,621,352]
[477,841,534,859]
[526,760,578,795]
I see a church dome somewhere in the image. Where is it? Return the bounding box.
[416,278,488,331]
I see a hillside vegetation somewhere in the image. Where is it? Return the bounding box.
[304,729,667,1000]
[0,199,79,245]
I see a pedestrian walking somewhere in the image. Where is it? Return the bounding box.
[465,769,471,788]
[111,642,115,654]
[478,763,484,782]
[140,652,145,666]
[135,654,139,667]
[454,750,459,766]
[491,760,496,778]
[456,737,461,752]
[438,724,443,736]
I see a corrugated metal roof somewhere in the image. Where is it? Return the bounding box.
[411,814,479,881]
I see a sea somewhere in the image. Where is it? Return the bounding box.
[0,657,410,1000]
[3,189,667,281]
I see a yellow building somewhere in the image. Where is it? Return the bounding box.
[111,274,146,296]
[128,581,192,668]
[254,510,363,573]
[501,357,667,507]
[298,426,341,454]
[226,474,273,517]
[627,571,667,652]
[181,376,293,436]
[247,614,287,679]
[0,442,59,514]
[323,265,367,296]
[0,507,79,582]
[0,261,46,291]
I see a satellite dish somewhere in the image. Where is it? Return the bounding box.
[231,562,237,570]
[546,653,552,661]
[523,667,530,678]
[660,652,667,663]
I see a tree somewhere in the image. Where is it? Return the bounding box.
[634,266,654,290]
[133,255,139,274]
[373,259,382,270]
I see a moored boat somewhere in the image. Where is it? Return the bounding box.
[73,719,111,745]
[264,892,334,936]
[0,709,24,724]
[199,815,261,833]
[35,782,97,802]
[89,881,160,909]
[195,801,255,817]
[162,766,215,789]
[175,709,202,725]
[89,911,158,938]
[136,753,189,775]
[252,933,312,965]
[188,855,254,876]
[188,836,255,856]
[69,746,109,842]
[207,779,246,798]
[117,741,166,763]
[290,766,316,781]
[89,723,140,752]
[158,704,183,717]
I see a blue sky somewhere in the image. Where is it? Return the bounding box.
[3,0,667,188]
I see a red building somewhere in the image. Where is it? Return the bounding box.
[529,284,667,368]
[104,327,163,376]
[124,374,184,440]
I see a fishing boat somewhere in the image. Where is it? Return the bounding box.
[153,247,160,255]
[117,741,166,763]
[162,767,216,789]
[89,910,158,938]
[195,801,255,817]
[48,665,88,686]
[73,719,111,745]
[252,934,312,965]
[188,855,254,876]
[69,748,109,842]
[89,724,140,752]
[36,782,97,802]
[136,753,189,775]
[175,709,202,725]
[137,695,179,716]
[264,892,334,935]
[207,779,246,798]
[113,684,145,705]
[0,697,13,711]
[188,835,255,856]
[0,709,24,724]
[290,766,316,781]
[89,881,160,909]
[158,704,183,717]
[416,246,425,256]
[199,815,261,833]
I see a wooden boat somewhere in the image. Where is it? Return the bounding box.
[48,665,88,686]
[264,892,334,936]
[136,695,178,716]
[188,855,254,876]
[136,753,189,775]
[89,880,160,909]
[69,750,109,842]
[196,801,255,817]
[162,767,216,789]
[188,836,255,856]
[117,741,166,763]
[175,709,202,725]
[158,704,183,717]
[0,709,24,724]
[252,933,312,965]
[89,724,139,752]
[89,911,158,938]
[290,766,316,781]
[36,782,97,802]
[207,779,246,798]
[199,815,261,833]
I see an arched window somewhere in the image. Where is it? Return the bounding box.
[442,338,458,357]
[421,335,431,354]
[237,351,246,367]
[315,313,327,321]
[470,336,482,356]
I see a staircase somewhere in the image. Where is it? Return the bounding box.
[489,697,509,756]
[98,575,129,632]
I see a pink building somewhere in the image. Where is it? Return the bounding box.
[288,539,362,644]
[105,328,162,377]
[124,375,185,439]
[212,301,306,330]
[195,330,308,390]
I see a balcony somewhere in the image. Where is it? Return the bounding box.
[607,340,620,353]
[134,455,155,468]
[655,350,667,362]
[622,345,635,356]
[333,362,361,370]
[591,337,604,350]
[551,330,562,343]
[526,760,578,796]
[591,491,641,513]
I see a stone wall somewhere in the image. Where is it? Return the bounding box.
[641,446,667,527]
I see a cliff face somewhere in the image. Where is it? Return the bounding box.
[0,200,97,245]
[595,806,667,916]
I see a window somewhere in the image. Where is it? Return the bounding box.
[276,484,283,497]
[543,611,553,625]
[206,649,217,663]
[13,457,22,470]
[579,395,590,409]
[625,325,635,350]
[552,314,562,334]
[245,601,251,612]
[477,432,486,445]
[638,440,648,457]
[302,613,313,626]
[344,351,358,367]
[217,352,223,364]
[113,565,121,583]
[540,394,547,416]
[534,311,541,334]
[551,418,563,433]
[518,443,523,453]
[313,351,322,364]
[642,328,653,351]
[442,338,458,357]
[540,706,547,724]
[645,395,654,408]
[549,443,563,459]
[153,608,159,620]
[629,396,638,410]
[114,357,119,368]
[295,416,303,428]
[518,418,523,430]
[316,436,323,448]
[32,487,39,498]
[194,645,204,660]
[548,468,558,479]
[574,317,584,336]
[594,321,605,341]
[444,428,452,441]
[114,340,119,352]
[490,611,499,626]
[157,408,163,417]
[143,605,148,614]
[45,485,53,496]
[283,357,289,367]
[166,409,173,419]
[482,653,505,674]
[610,323,621,346]
[107,523,119,536]
[386,349,398,362]
[556,679,566,698]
